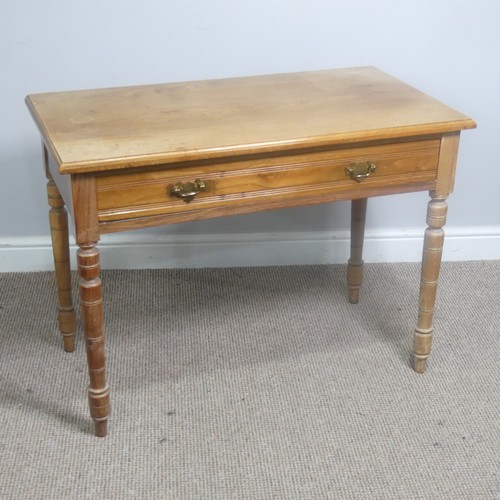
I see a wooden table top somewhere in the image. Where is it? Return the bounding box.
[26,66,475,174]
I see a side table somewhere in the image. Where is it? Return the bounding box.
[26,67,476,436]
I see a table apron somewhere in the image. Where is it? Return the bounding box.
[94,139,440,232]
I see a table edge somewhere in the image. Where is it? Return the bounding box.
[48,121,476,175]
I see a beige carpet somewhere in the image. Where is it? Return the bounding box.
[0,262,499,499]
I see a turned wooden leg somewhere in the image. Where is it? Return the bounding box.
[347,198,368,304]
[413,192,448,373]
[77,243,110,437]
[46,175,77,352]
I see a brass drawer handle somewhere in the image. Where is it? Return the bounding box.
[170,179,207,203]
[345,161,377,182]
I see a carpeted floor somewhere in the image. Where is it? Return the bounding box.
[0,262,499,499]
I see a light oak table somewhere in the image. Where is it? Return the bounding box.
[26,67,475,437]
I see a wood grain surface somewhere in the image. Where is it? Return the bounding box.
[26,67,475,173]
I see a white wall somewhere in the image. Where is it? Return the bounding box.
[1,0,499,270]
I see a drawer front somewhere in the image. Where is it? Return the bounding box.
[96,139,439,224]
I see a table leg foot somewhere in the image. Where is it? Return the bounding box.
[413,328,433,373]
[413,356,428,374]
[94,420,108,438]
[61,318,76,353]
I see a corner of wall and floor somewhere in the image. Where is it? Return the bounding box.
[1,225,499,272]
